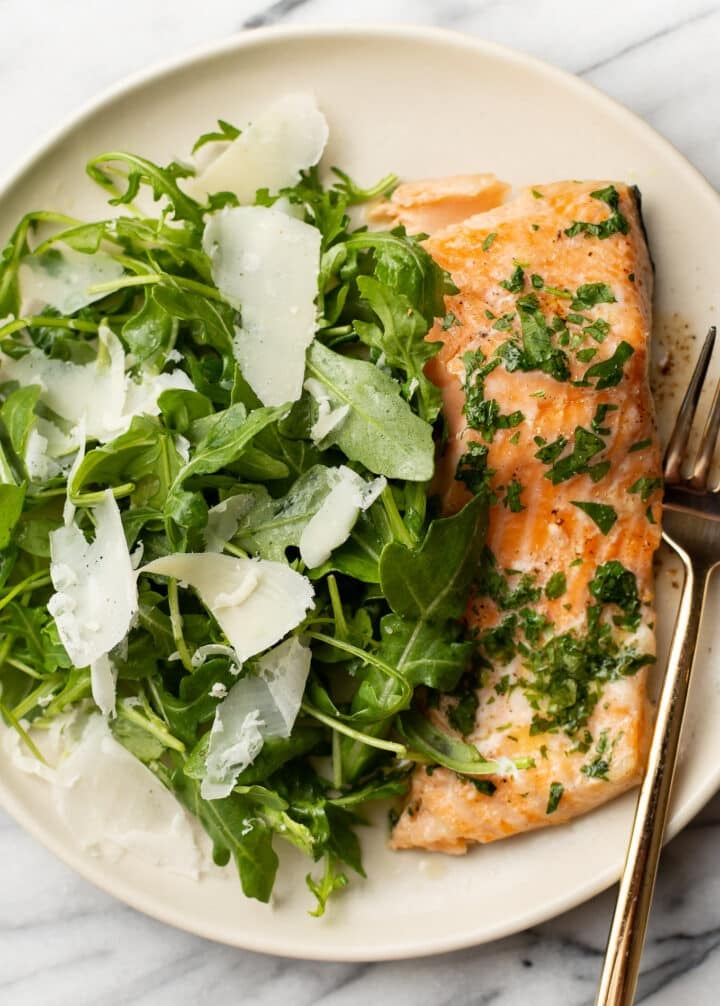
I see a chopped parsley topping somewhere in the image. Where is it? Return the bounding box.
[481,615,519,664]
[442,311,463,330]
[566,312,587,326]
[492,313,515,331]
[531,189,543,199]
[475,547,541,610]
[583,341,635,389]
[581,730,612,780]
[534,435,568,464]
[589,561,641,630]
[497,293,570,382]
[465,777,497,795]
[500,265,525,293]
[628,438,652,453]
[646,505,657,524]
[546,782,564,814]
[525,605,654,736]
[591,402,618,435]
[455,441,495,498]
[469,398,525,443]
[571,501,618,534]
[462,349,524,441]
[531,223,540,231]
[447,674,480,737]
[539,426,608,485]
[482,232,498,251]
[564,185,630,240]
[502,479,526,512]
[571,283,616,310]
[545,285,573,300]
[628,476,663,502]
[531,273,544,289]
[576,348,597,363]
[485,308,496,320]
[545,572,567,600]
[509,430,521,445]
[584,318,610,343]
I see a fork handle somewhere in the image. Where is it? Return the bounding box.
[595,538,712,1006]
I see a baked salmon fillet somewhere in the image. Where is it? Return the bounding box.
[387,179,663,853]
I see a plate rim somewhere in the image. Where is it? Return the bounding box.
[1,21,719,961]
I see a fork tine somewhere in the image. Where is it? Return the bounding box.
[689,369,720,490]
[664,325,717,483]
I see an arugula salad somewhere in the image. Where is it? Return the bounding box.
[0,94,507,913]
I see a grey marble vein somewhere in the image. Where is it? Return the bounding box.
[0,1,719,1004]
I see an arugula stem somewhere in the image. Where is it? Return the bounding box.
[0,572,52,612]
[332,728,343,789]
[307,631,412,706]
[222,541,249,559]
[12,676,62,719]
[0,700,48,764]
[39,671,91,720]
[326,575,348,640]
[70,482,136,506]
[0,634,13,674]
[117,699,186,753]
[6,656,44,680]
[380,486,414,547]
[0,316,99,339]
[301,700,406,756]
[86,273,226,304]
[167,578,194,673]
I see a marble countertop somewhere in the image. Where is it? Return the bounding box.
[1,1,719,1003]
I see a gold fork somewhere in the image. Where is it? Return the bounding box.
[596,324,720,1005]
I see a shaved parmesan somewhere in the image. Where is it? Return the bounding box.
[304,377,351,442]
[49,490,138,671]
[141,552,314,664]
[299,466,386,568]
[202,636,311,799]
[90,653,117,718]
[19,246,124,316]
[204,494,257,552]
[189,92,328,204]
[0,324,193,445]
[54,715,201,877]
[202,206,320,406]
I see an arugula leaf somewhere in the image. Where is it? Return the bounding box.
[231,466,334,561]
[380,494,488,621]
[0,385,41,462]
[170,767,278,902]
[343,229,453,326]
[398,710,499,775]
[170,402,286,494]
[0,484,26,548]
[86,151,204,226]
[353,275,442,421]
[121,291,174,364]
[305,341,434,481]
[376,615,473,691]
[192,119,241,153]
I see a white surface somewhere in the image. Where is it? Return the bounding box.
[0,2,719,1003]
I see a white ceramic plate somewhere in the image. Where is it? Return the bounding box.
[1,24,719,961]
